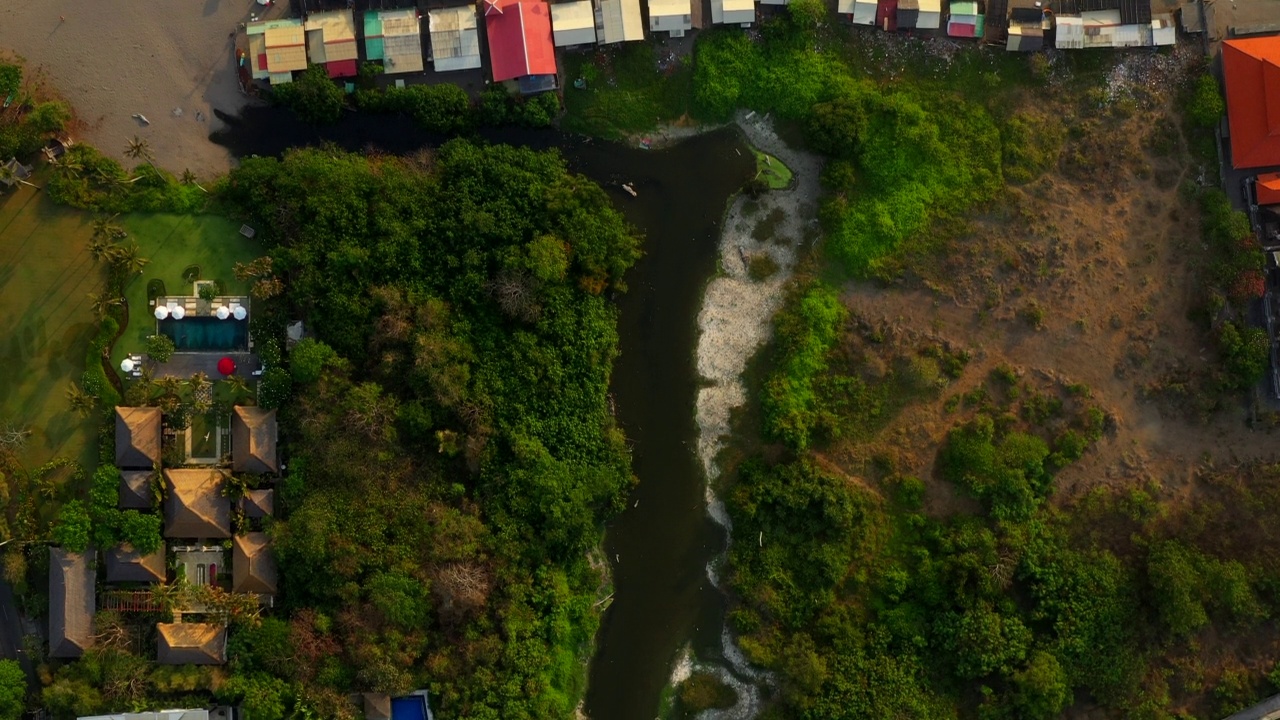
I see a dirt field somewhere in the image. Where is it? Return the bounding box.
[0,0,261,176]
[823,51,1276,515]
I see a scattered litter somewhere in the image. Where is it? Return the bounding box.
[172,107,183,118]
[622,183,637,197]
[195,111,205,122]
[132,113,149,125]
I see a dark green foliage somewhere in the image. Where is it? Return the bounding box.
[222,142,640,715]
[1002,112,1065,183]
[381,84,472,133]
[46,145,205,214]
[288,338,339,385]
[117,511,163,555]
[1218,321,1269,390]
[0,659,25,720]
[272,66,345,125]
[0,65,19,98]
[145,333,175,363]
[940,415,1051,521]
[561,43,692,139]
[1011,651,1071,720]
[257,367,292,410]
[1187,73,1225,129]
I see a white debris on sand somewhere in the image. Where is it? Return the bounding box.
[688,111,821,720]
[695,110,821,499]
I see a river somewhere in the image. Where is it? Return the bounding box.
[211,109,755,719]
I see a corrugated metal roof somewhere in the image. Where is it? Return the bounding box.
[712,0,755,23]
[649,0,692,17]
[267,46,308,73]
[597,0,645,42]
[382,9,420,36]
[383,34,424,73]
[1151,12,1175,44]
[248,34,269,79]
[552,0,597,34]
[429,6,483,71]
[918,9,941,26]
[264,25,305,48]
[304,10,357,41]
[1055,14,1084,47]
[950,1,978,14]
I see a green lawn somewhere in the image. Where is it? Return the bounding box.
[110,214,260,371]
[0,181,101,471]
[753,149,793,190]
[561,44,692,140]
[188,412,218,459]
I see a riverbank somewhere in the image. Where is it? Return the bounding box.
[683,110,822,717]
[0,0,251,175]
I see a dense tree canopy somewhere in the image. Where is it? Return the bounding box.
[220,140,640,717]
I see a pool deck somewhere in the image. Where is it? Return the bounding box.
[153,352,259,380]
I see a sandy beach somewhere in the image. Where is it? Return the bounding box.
[0,0,266,176]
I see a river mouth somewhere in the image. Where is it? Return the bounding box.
[210,109,754,719]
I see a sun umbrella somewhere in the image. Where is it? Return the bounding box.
[232,306,247,320]
[215,305,230,320]
[217,357,236,375]
[154,306,169,320]
[120,358,135,373]
[171,305,186,320]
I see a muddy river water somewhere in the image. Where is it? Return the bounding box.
[212,110,755,719]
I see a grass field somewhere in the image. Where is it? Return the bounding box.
[561,44,692,140]
[753,150,793,190]
[0,182,101,471]
[110,213,260,372]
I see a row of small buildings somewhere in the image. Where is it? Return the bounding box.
[49,406,280,666]
[837,0,1178,50]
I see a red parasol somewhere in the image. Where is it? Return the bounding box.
[217,357,236,376]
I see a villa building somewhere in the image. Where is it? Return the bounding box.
[49,547,95,659]
[115,407,162,469]
[164,469,231,540]
[157,622,227,665]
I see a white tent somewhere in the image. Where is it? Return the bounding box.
[154,306,170,320]
[171,305,186,320]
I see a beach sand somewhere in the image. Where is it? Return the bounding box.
[0,0,266,177]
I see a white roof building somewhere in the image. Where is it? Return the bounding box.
[1055,14,1084,48]
[839,0,878,24]
[595,0,645,42]
[649,0,693,35]
[552,0,599,45]
[711,0,755,24]
[1151,13,1176,45]
[429,6,483,71]
[917,0,942,28]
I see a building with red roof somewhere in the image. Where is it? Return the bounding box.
[1223,35,1280,169]
[1258,173,1280,206]
[484,0,557,87]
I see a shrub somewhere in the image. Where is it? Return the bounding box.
[386,84,472,133]
[272,65,345,125]
[748,253,780,281]
[289,338,338,385]
[1187,74,1224,129]
[1218,321,1268,390]
[52,501,92,553]
[146,333,176,363]
[258,367,293,409]
[762,284,847,450]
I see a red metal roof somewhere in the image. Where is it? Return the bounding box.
[326,59,358,78]
[485,0,556,82]
[1259,173,1280,206]
[1223,36,1280,170]
[949,21,977,36]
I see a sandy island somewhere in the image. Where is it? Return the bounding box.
[0,0,270,176]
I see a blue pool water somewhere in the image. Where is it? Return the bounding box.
[158,317,248,351]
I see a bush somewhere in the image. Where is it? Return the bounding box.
[146,333,176,363]
[385,84,472,133]
[0,659,25,720]
[289,338,338,385]
[258,366,293,409]
[272,65,345,125]
[1187,74,1224,129]
[762,284,847,450]
[1218,321,1268,390]
[52,501,92,553]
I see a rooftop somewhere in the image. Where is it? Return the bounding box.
[164,468,231,539]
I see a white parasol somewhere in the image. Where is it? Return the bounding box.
[171,305,186,320]
[215,305,230,320]
[154,306,169,320]
[232,306,247,321]
[120,358,135,373]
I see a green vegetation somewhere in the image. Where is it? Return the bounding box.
[47,145,209,215]
[0,61,71,163]
[752,150,792,190]
[272,65,345,125]
[1187,73,1225,129]
[0,660,26,720]
[1198,189,1268,390]
[212,140,639,716]
[562,44,693,139]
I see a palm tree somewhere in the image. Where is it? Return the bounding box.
[124,135,153,165]
[109,241,148,275]
[0,163,36,189]
[221,375,250,402]
[87,290,123,319]
[91,216,126,241]
[87,235,113,262]
[65,383,95,416]
[155,376,183,398]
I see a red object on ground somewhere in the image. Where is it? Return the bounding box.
[257,53,269,72]
[485,0,556,83]
[217,357,236,376]
[1258,173,1280,206]
[1223,36,1280,169]
[325,59,358,78]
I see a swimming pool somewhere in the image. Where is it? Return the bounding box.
[158,317,248,351]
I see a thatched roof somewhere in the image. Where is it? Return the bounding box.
[156,622,226,665]
[232,532,277,595]
[105,544,166,584]
[115,407,162,468]
[242,489,274,519]
[120,469,153,509]
[363,693,392,720]
[49,547,95,658]
[164,469,231,539]
[231,406,278,474]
